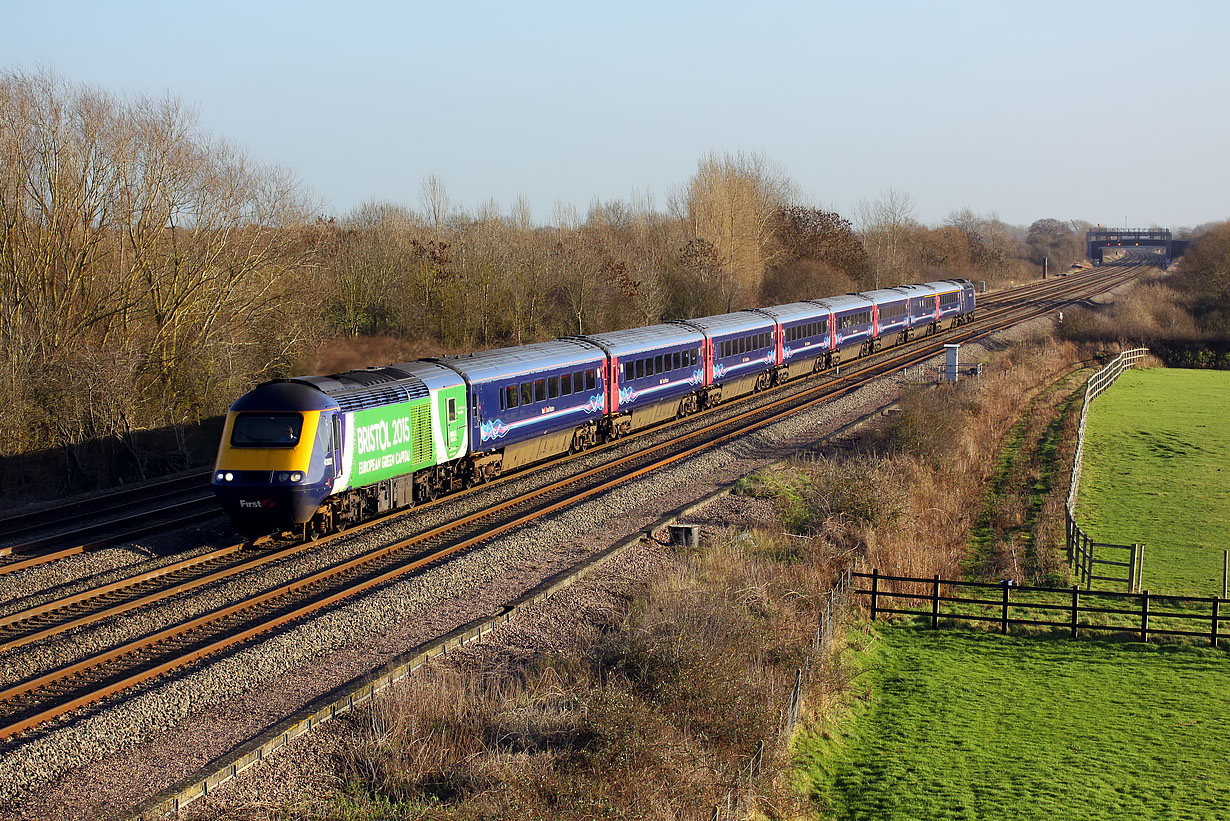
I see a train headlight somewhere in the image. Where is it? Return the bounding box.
[290,472,303,483]
[224,472,234,482]
[278,472,290,482]
[216,472,224,482]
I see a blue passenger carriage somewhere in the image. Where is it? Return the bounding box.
[755,302,832,382]
[810,294,875,365]
[438,340,606,480]
[577,324,705,437]
[857,288,912,352]
[676,312,778,406]
[921,279,976,330]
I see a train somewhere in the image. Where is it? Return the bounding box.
[211,278,976,538]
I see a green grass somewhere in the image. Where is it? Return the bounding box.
[1077,368,1230,596]
[798,626,1230,820]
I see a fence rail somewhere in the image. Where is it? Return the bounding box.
[1065,348,1149,590]
[856,569,1227,647]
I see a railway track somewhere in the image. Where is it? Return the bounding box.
[0,263,1142,742]
[0,265,1132,649]
[0,270,1108,580]
[0,472,217,575]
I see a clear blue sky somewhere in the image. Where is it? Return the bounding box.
[4,0,1226,229]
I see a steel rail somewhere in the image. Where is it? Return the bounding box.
[0,265,1135,655]
[0,264,1140,742]
[0,267,1119,581]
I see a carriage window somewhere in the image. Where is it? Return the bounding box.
[654,355,663,374]
[505,385,518,409]
[562,372,572,394]
[548,376,559,399]
[448,398,457,423]
[673,351,681,370]
[499,389,505,411]
[520,381,533,406]
[573,371,583,391]
[586,369,596,390]
[636,358,644,379]
[534,379,546,402]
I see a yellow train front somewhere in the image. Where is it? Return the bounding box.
[212,381,341,539]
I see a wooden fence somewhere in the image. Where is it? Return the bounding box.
[856,569,1227,647]
[1065,348,1149,590]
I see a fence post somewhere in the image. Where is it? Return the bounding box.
[1071,587,1079,638]
[1128,544,1137,593]
[1223,550,1227,600]
[1087,534,1097,590]
[1212,598,1220,649]
[1001,580,1011,634]
[1065,511,1072,563]
[870,569,879,621]
[1138,545,1145,592]
[932,575,941,629]
[1140,590,1150,642]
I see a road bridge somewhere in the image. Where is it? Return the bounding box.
[1087,228,1187,266]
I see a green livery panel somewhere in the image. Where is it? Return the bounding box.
[346,398,434,486]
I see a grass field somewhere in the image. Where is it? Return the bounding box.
[1077,368,1230,596]
[798,626,1230,820]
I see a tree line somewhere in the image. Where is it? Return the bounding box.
[0,70,1086,493]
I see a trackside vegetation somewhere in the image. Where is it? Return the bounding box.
[798,626,1230,821]
[1078,368,1230,596]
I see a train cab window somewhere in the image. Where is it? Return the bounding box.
[534,379,546,402]
[520,381,533,407]
[562,373,572,395]
[548,376,559,399]
[586,369,597,390]
[505,385,518,409]
[230,412,303,448]
[448,397,458,423]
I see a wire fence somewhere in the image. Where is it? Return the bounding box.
[711,566,853,821]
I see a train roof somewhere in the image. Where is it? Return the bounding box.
[921,279,964,293]
[231,380,341,413]
[674,311,775,337]
[575,324,703,358]
[386,360,466,394]
[288,364,431,413]
[887,283,937,297]
[438,338,605,384]
[856,288,911,305]
[752,302,830,323]
[809,293,873,312]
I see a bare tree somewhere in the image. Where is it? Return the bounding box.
[681,151,796,310]
[855,187,916,287]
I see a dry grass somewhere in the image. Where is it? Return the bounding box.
[758,338,1083,583]
[273,335,1087,821]
[305,529,855,820]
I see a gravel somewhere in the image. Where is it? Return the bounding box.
[0,285,1129,820]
